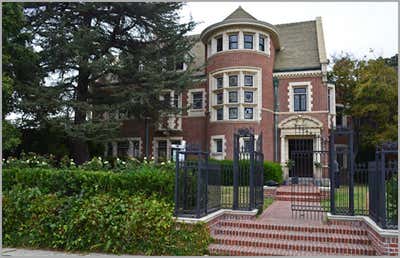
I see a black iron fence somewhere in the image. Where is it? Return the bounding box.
[331,141,398,229]
[174,129,264,218]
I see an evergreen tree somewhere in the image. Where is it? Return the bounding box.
[22,3,196,163]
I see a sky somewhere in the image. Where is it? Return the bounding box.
[180,2,398,59]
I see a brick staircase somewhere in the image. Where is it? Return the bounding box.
[274,186,329,202]
[209,219,377,256]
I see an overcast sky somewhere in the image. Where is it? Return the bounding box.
[180,2,398,60]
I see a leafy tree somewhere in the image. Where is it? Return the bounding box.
[2,2,40,153]
[329,53,397,149]
[22,3,196,163]
[350,58,397,146]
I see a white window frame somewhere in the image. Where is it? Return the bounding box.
[153,137,183,161]
[104,137,142,158]
[288,81,313,112]
[158,90,182,130]
[209,67,262,122]
[210,135,226,160]
[187,88,206,117]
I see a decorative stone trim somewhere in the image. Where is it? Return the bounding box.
[187,88,206,117]
[327,213,399,256]
[288,81,313,112]
[175,209,258,224]
[273,70,322,79]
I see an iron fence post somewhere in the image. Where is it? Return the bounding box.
[205,152,209,215]
[196,152,202,218]
[379,149,386,228]
[249,134,255,210]
[329,129,336,214]
[174,150,180,216]
[233,133,239,210]
[349,130,355,216]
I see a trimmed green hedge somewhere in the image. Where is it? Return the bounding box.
[3,166,174,201]
[3,186,210,255]
[210,159,283,185]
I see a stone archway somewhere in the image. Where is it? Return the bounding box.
[278,115,324,179]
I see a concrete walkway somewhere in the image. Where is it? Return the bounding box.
[2,248,139,257]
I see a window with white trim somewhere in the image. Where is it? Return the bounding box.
[210,69,261,121]
[244,34,253,49]
[216,35,223,52]
[229,34,238,49]
[293,87,307,112]
[210,135,225,160]
[192,92,203,109]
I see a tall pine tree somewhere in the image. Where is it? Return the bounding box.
[22,3,196,163]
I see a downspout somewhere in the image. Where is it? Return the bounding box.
[273,77,279,162]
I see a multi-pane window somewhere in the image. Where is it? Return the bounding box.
[117,141,129,157]
[216,77,223,88]
[229,107,238,119]
[162,93,171,107]
[244,91,253,103]
[243,138,252,152]
[244,107,253,119]
[229,91,238,103]
[216,36,223,52]
[229,34,238,49]
[259,35,265,51]
[293,87,307,111]
[192,92,203,109]
[229,75,238,87]
[214,139,223,153]
[173,93,179,108]
[176,61,184,70]
[217,93,223,104]
[157,140,167,160]
[107,142,113,156]
[336,106,343,126]
[217,108,223,120]
[132,140,140,158]
[244,75,253,86]
[244,34,253,49]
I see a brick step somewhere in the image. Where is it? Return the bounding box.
[209,243,366,256]
[212,235,376,255]
[213,226,371,245]
[276,190,322,197]
[209,243,325,256]
[275,195,325,202]
[219,220,368,235]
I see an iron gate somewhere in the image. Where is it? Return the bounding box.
[288,125,332,219]
[174,128,264,218]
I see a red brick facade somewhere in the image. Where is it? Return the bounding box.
[110,9,334,173]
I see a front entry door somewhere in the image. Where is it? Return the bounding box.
[289,139,313,177]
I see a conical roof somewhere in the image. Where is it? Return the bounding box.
[224,6,257,21]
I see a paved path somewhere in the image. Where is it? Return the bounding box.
[2,248,139,257]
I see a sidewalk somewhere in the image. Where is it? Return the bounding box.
[2,248,139,257]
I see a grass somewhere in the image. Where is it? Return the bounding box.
[263,197,274,210]
[321,185,369,215]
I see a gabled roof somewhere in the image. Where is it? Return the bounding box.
[274,20,321,72]
[224,6,257,21]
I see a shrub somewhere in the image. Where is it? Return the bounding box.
[210,159,283,185]
[3,164,174,201]
[3,187,211,255]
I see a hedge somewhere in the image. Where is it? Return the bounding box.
[210,159,283,185]
[3,166,175,201]
[3,186,210,255]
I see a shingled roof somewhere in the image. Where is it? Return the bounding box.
[223,6,257,21]
[274,20,321,71]
[196,7,326,72]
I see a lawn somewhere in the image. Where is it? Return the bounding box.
[321,185,369,215]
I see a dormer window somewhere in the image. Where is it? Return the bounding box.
[175,61,184,70]
[244,34,253,49]
[216,35,223,52]
[229,34,238,49]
